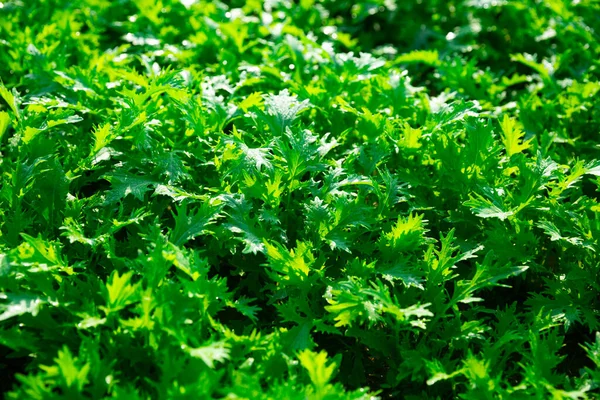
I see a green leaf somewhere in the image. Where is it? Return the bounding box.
[156,152,189,183]
[104,173,157,204]
[426,359,462,386]
[499,114,531,157]
[395,49,440,66]
[0,294,44,322]
[298,350,337,390]
[224,196,268,254]
[19,233,66,267]
[239,92,264,112]
[263,89,310,135]
[90,123,115,155]
[465,189,514,220]
[582,332,600,367]
[103,270,140,313]
[511,53,553,84]
[188,341,231,368]
[0,81,20,118]
[378,213,427,255]
[169,202,221,246]
[264,240,315,279]
[230,296,260,323]
[47,346,91,392]
[0,111,10,140]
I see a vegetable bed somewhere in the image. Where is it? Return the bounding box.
[1,0,600,398]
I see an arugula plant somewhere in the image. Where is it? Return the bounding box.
[0,0,599,398]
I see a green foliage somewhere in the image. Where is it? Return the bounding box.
[0,0,599,398]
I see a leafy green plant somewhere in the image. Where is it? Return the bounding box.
[0,0,599,398]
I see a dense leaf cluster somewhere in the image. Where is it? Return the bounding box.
[1,0,600,398]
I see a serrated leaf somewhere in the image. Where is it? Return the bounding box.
[239,92,263,112]
[0,294,44,322]
[156,152,188,183]
[500,114,531,157]
[91,123,115,155]
[103,270,139,313]
[19,233,66,267]
[188,341,230,368]
[49,346,91,391]
[298,350,336,390]
[104,173,157,204]
[465,189,514,220]
[264,240,314,278]
[263,89,310,135]
[169,202,221,246]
